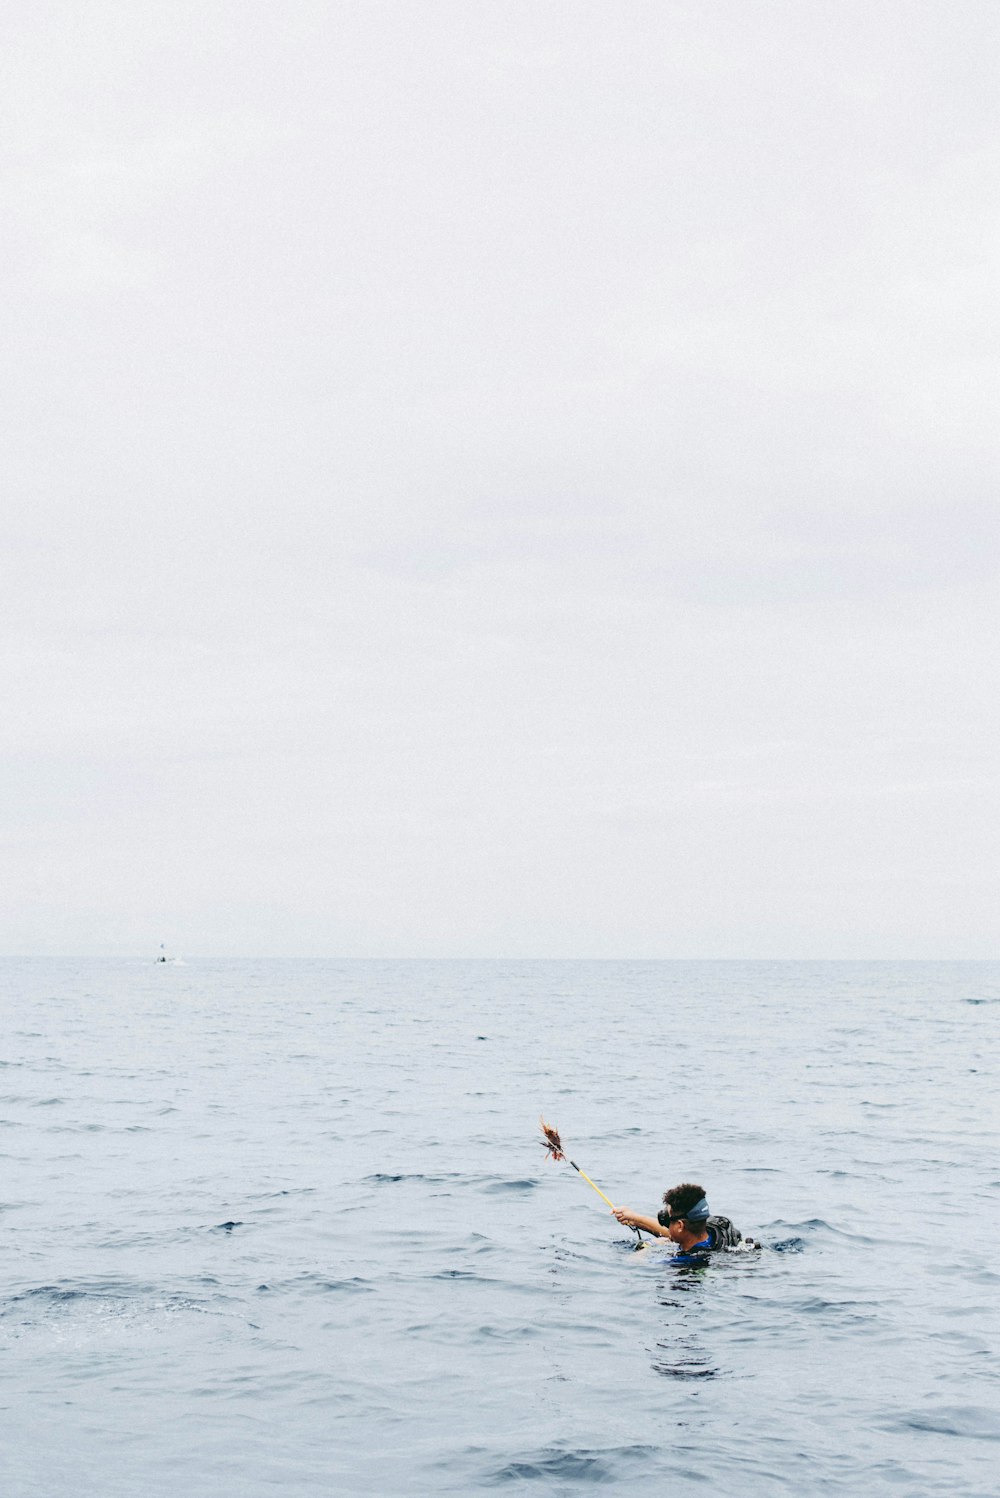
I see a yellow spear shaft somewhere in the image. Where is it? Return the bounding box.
[565,1155,643,1240]
[567,1158,615,1209]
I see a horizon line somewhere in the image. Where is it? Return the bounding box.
[1,953,996,964]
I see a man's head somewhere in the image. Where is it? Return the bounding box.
[658,1182,711,1244]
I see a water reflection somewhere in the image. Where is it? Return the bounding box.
[652,1275,718,1379]
[652,1344,717,1379]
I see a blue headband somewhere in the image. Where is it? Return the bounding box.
[684,1196,710,1222]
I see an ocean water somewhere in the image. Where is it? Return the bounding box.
[0,958,997,1497]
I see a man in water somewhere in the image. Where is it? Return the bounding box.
[613,1181,745,1264]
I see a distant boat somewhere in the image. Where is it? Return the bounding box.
[156,943,169,964]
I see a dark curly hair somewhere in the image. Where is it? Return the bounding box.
[662,1182,706,1221]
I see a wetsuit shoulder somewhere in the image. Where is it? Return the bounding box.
[670,1237,712,1266]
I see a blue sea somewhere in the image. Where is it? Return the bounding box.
[1,958,997,1496]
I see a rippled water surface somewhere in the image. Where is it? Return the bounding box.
[1,958,997,1496]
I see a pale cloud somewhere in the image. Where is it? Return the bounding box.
[2,0,997,957]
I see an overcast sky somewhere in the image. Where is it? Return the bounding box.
[3,1,998,958]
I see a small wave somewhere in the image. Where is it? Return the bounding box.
[0,1279,215,1327]
[794,1296,879,1316]
[483,1444,656,1485]
[8,1285,91,1308]
[247,1187,316,1199]
[763,1218,874,1244]
[265,1273,374,1296]
[367,1171,543,1192]
[5,1279,156,1307]
[474,1323,541,1341]
[431,1269,502,1283]
[362,1171,466,1186]
[652,1356,718,1379]
[309,1278,375,1295]
[889,1405,1000,1441]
